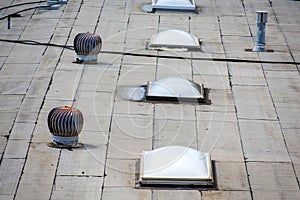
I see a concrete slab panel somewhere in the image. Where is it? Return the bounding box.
[196,110,237,122]
[57,146,105,176]
[215,161,249,190]
[114,100,154,116]
[0,79,31,95]
[282,129,300,164]
[0,136,7,157]
[5,44,45,64]
[3,139,30,159]
[277,107,300,128]
[51,176,102,200]
[0,159,24,195]
[194,75,230,90]
[233,85,274,106]
[15,143,60,200]
[0,195,14,200]
[0,111,18,135]
[102,187,151,200]
[104,159,136,187]
[153,119,197,149]
[203,191,252,200]
[239,120,290,162]
[236,104,277,120]
[19,97,44,112]
[247,162,299,191]
[81,114,111,132]
[231,76,267,86]
[193,60,228,76]
[111,114,153,139]
[154,104,196,121]
[15,110,40,123]
[196,120,244,162]
[0,94,23,111]
[228,63,264,77]
[252,189,300,200]
[107,136,152,159]
[154,190,200,200]
[26,77,51,96]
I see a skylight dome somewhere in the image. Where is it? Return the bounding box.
[146,77,204,102]
[151,0,196,11]
[139,146,213,186]
[146,30,201,51]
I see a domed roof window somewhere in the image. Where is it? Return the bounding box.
[146,29,201,51]
[139,146,214,186]
[146,77,204,102]
[152,0,196,11]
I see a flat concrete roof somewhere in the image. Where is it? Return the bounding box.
[0,0,299,199]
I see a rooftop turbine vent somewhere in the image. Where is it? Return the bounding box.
[73,32,102,63]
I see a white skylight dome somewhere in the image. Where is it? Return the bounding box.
[139,146,213,186]
[152,0,196,11]
[146,77,204,102]
[146,29,201,51]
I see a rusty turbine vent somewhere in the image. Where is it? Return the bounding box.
[47,106,84,148]
[73,32,102,63]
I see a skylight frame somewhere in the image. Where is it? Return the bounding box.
[145,77,205,102]
[139,146,214,186]
[146,29,201,51]
[151,0,196,11]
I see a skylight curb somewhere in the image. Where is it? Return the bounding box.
[150,0,196,12]
[139,146,214,186]
[146,29,201,51]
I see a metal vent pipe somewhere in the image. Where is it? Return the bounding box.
[253,11,268,52]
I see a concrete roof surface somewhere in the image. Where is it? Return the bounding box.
[0,0,299,199]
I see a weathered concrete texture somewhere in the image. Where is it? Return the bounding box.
[3,139,30,159]
[5,45,45,64]
[233,86,278,120]
[0,94,23,111]
[0,136,7,158]
[154,104,196,121]
[57,143,107,176]
[154,119,197,149]
[229,63,267,86]
[51,176,103,200]
[196,120,244,162]
[239,120,290,162]
[108,114,153,159]
[14,143,60,200]
[102,187,151,200]
[0,159,24,195]
[276,107,300,129]
[215,161,249,191]
[0,0,300,199]
[252,190,300,200]
[114,100,154,116]
[0,111,18,136]
[282,129,300,164]
[247,162,299,192]
[202,191,252,200]
[104,158,137,187]
[153,190,201,200]
[0,194,14,200]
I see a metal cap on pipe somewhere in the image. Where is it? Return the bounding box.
[256,11,268,23]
